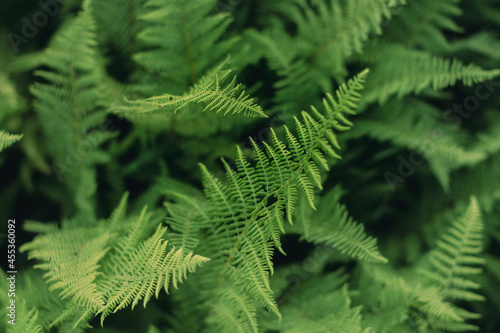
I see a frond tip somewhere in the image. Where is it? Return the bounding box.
[0,129,23,152]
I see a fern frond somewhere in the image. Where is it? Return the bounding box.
[485,254,500,282]
[31,5,108,160]
[352,198,485,332]
[0,130,23,152]
[97,225,210,323]
[386,0,462,51]
[206,283,259,333]
[292,186,387,263]
[120,62,267,118]
[349,97,486,190]
[23,220,59,234]
[448,154,500,213]
[90,0,143,56]
[8,302,43,333]
[245,25,324,110]
[444,31,500,66]
[247,0,404,109]
[197,70,368,320]
[353,265,414,333]
[20,227,109,311]
[288,0,404,79]
[264,281,364,333]
[361,42,500,104]
[165,184,210,254]
[134,0,236,91]
[9,269,78,330]
[108,192,130,228]
[51,303,93,330]
[411,196,485,331]
[423,196,485,302]
[30,3,115,220]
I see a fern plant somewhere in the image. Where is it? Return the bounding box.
[1,0,500,332]
[19,193,209,328]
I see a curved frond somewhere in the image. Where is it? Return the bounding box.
[90,0,143,56]
[292,186,388,263]
[121,62,267,118]
[165,184,210,254]
[264,279,364,333]
[288,0,404,79]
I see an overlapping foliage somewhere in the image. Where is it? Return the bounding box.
[1,0,499,332]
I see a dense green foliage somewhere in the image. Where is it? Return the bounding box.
[1,0,500,332]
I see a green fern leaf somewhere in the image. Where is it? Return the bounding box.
[386,0,462,51]
[7,302,43,333]
[206,283,259,333]
[0,130,23,152]
[30,3,115,221]
[119,62,267,118]
[194,70,368,325]
[134,0,236,90]
[20,227,109,311]
[97,225,210,324]
[90,0,143,56]
[349,97,486,190]
[361,42,500,104]
[247,0,404,109]
[21,194,209,327]
[288,0,405,79]
[292,186,388,263]
[413,196,485,331]
[263,275,364,333]
[424,196,485,302]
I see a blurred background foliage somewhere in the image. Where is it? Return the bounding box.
[1,0,500,332]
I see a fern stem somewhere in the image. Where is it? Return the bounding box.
[178,0,197,84]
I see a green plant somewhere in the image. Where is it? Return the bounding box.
[1,0,499,332]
